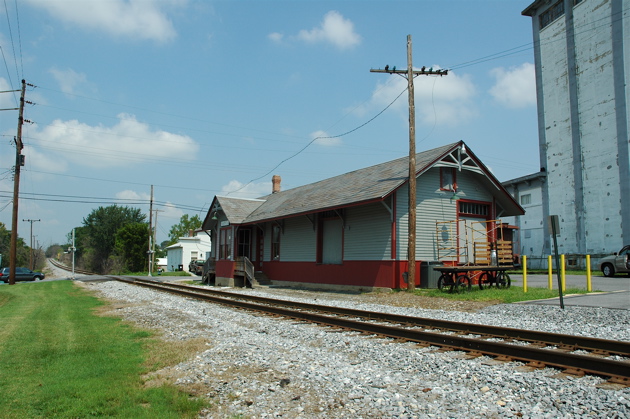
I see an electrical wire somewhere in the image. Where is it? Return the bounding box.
[12,0,23,80]
[227,86,409,195]
[0,190,205,213]
[2,0,20,84]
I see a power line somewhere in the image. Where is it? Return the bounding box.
[2,0,20,84]
[12,0,24,80]
[447,5,630,71]
[0,189,205,212]
[227,85,409,195]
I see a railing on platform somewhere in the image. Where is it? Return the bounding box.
[235,256,255,288]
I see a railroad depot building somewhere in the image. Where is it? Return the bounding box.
[201,141,524,290]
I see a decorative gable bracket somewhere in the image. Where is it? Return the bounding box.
[434,144,484,176]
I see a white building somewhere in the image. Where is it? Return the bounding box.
[520,0,629,260]
[501,172,548,268]
[166,231,211,272]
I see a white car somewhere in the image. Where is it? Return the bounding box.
[600,245,630,277]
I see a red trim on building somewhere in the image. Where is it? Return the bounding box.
[261,260,421,289]
[215,259,236,279]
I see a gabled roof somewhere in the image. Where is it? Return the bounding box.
[216,196,265,224]
[245,142,459,222]
[202,141,523,229]
[201,196,265,230]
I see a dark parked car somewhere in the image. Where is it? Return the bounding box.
[188,260,205,276]
[600,245,630,277]
[0,267,45,283]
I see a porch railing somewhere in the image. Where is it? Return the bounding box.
[235,256,255,288]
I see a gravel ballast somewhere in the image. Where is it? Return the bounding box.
[84,280,630,418]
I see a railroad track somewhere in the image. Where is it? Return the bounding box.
[48,258,95,276]
[113,276,630,385]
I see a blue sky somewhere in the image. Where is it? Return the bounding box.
[0,0,539,248]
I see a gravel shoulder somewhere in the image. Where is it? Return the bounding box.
[82,280,630,418]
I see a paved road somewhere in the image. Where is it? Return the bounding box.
[510,273,630,310]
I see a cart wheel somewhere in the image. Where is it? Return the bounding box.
[437,274,448,292]
[478,272,492,290]
[457,275,471,293]
[438,274,456,293]
[497,272,511,289]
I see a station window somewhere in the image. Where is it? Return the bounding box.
[459,201,489,217]
[271,224,281,260]
[219,228,232,260]
[440,167,456,191]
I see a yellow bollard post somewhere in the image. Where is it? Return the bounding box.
[522,255,527,293]
[586,254,592,292]
[548,255,553,289]
[561,254,566,292]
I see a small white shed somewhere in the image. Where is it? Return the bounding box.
[166,232,211,272]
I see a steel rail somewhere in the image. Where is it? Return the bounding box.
[130,277,630,357]
[49,258,95,275]
[116,277,630,383]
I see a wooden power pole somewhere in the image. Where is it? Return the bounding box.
[148,185,154,276]
[23,218,40,270]
[370,35,448,291]
[9,80,27,286]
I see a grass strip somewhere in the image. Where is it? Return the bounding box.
[0,281,207,418]
[415,286,591,304]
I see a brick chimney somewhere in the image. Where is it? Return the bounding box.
[272,175,281,194]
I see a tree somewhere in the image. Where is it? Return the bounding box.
[0,222,30,268]
[114,222,149,272]
[168,214,201,245]
[80,205,147,273]
[45,244,64,259]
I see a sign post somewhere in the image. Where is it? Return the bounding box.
[548,215,564,309]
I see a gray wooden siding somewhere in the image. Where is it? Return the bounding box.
[344,203,392,261]
[279,216,317,262]
[262,223,274,262]
[397,168,494,260]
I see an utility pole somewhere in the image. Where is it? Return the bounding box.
[152,208,160,273]
[23,218,40,270]
[9,80,27,286]
[370,35,448,291]
[70,229,76,280]
[148,185,154,276]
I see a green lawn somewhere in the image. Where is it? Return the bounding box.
[415,285,592,304]
[0,281,208,418]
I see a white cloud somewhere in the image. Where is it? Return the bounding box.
[220,179,271,199]
[25,0,181,42]
[354,68,478,126]
[296,11,361,50]
[489,63,536,108]
[22,145,68,174]
[115,189,150,202]
[26,113,199,169]
[268,32,283,43]
[49,67,93,96]
[116,190,184,226]
[311,129,341,147]
[160,202,185,224]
